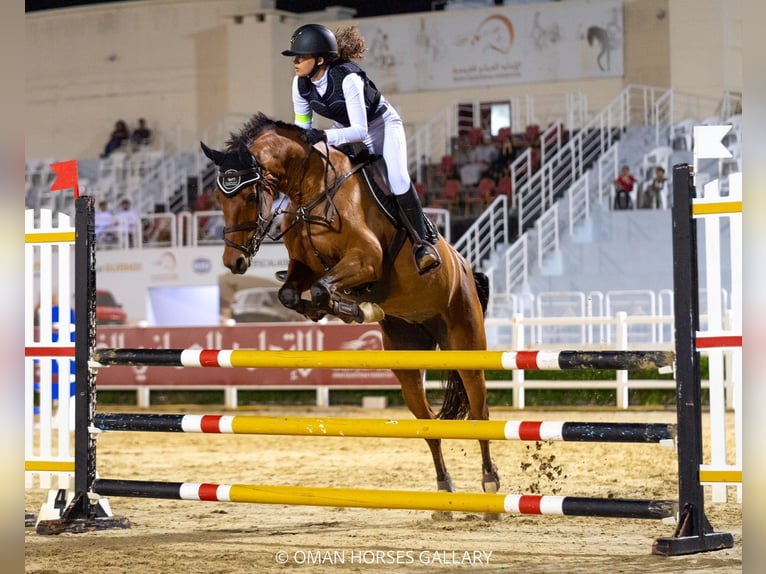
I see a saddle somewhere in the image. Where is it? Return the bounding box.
[336,143,439,244]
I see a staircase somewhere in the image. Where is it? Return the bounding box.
[483,118,740,319]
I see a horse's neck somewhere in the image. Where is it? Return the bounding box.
[286,151,347,208]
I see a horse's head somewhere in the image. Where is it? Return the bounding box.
[200,139,278,274]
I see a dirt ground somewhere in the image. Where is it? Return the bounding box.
[25,407,742,573]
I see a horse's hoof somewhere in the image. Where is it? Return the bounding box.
[359,302,385,322]
[482,479,502,521]
[431,511,453,522]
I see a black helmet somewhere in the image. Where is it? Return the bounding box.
[282,24,338,57]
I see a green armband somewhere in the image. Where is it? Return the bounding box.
[295,112,311,125]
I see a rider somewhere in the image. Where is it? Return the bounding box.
[282,23,441,275]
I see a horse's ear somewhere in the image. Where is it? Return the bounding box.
[237,141,254,165]
[200,141,224,165]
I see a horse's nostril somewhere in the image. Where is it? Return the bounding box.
[235,257,248,274]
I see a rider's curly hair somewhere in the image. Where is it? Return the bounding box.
[334,25,366,62]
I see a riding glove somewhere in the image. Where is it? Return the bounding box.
[303,128,326,146]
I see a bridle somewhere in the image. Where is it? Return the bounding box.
[216,158,279,262]
[217,142,367,271]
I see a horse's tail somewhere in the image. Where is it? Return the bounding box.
[473,271,490,316]
[438,371,471,420]
[437,270,491,420]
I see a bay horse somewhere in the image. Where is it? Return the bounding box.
[201,113,500,515]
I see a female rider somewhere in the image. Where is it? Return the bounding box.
[282,23,440,275]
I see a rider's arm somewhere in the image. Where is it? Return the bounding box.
[292,76,312,128]
[324,73,368,146]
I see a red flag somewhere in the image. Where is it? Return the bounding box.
[50,160,80,198]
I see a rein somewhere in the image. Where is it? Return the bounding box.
[278,142,367,270]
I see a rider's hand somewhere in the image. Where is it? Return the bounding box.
[303,128,326,146]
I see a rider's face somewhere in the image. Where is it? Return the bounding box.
[292,55,316,77]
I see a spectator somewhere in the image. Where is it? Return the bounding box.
[487,134,517,181]
[100,120,130,158]
[641,166,666,209]
[130,118,152,149]
[94,200,117,246]
[613,164,637,210]
[459,133,498,186]
[113,198,140,247]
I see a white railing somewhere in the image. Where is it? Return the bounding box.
[497,230,529,295]
[567,172,590,235]
[535,203,559,270]
[25,209,75,490]
[452,195,508,266]
[94,207,452,250]
[597,143,620,206]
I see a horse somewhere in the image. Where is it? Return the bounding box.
[200,113,500,516]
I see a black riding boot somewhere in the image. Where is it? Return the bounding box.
[395,185,441,275]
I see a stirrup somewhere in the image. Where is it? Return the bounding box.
[414,243,441,275]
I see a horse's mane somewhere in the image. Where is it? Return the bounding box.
[224,112,303,152]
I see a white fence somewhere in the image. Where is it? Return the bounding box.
[24,209,76,490]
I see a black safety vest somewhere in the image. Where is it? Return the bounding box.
[298,62,385,126]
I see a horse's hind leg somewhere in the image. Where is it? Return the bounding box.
[456,369,501,521]
[381,317,453,520]
[396,370,455,521]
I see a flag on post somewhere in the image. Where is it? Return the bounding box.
[693,125,733,160]
[49,160,80,198]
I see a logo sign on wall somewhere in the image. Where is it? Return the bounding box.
[358,0,623,92]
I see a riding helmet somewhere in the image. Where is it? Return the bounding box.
[282,24,338,57]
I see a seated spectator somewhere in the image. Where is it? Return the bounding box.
[94,200,117,246]
[130,118,152,149]
[641,166,666,209]
[113,198,140,247]
[459,133,498,186]
[486,134,517,181]
[613,165,637,210]
[101,120,130,158]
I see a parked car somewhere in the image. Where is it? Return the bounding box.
[95,289,127,325]
[230,287,304,323]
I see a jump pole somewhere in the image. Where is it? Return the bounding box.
[93,413,676,444]
[91,348,674,371]
[92,479,677,520]
[651,164,733,555]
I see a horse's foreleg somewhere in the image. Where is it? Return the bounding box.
[277,262,328,321]
[310,280,384,324]
[314,245,382,297]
